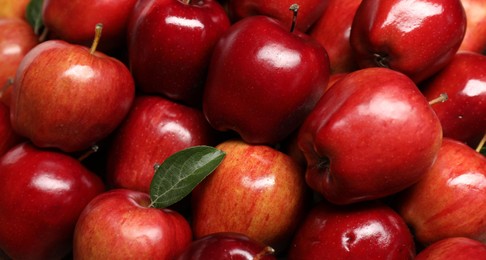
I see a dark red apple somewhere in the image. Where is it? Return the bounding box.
[298,67,442,205]
[459,0,486,53]
[415,237,486,260]
[0,142,105,260]
[73,189,192,259]
[288,200,415,259]
[0,103,21,156]
[350,0,467,83]
[396,138,486,246]
[107,95,217,193]
[203,15,330,145]
[421,51,486,148]
[191,139,309,252]
[10,26,135,153]
[128,0,230,106]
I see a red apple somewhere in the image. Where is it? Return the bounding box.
[0,142,105,260]
[0,0,29,20]
[176,232,277,260]
[73,188,192,259]
[128,0,230,106]
[42,0,138,54]
[0,17,38,107]
[396,138,486,246]
[191,139,310,252]
[309,0,361,74]
[415,237,486,260]
[107,95,217,193]
[10,26,135,153]
[421,51,486,148]
[203,15,330,145]
[350,0,467,83]
[0,102,21,156]
[459,0,486,53]
[288,200,415,259]
[227,0,329,33]
[298,67,443,205]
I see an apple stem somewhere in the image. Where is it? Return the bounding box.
[90,23,103,55]
[254,246,275,260]
[289,4,299,33]
[0,77,14,96]
[476,132,486,153]
[39,27,49,43]
[78,145,99,162]
[181,0,191,4]
[428,93,448,106]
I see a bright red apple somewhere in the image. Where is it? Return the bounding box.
[0,142,105,260]
[107,95,217,193]
[350,0,467,83]
[73,188,192,259]
[421,51,486,148]
[415,237,486,260]
[191,139,310,252]
[10,25,135,153]
[288,200,416,259]
[0,103,21,156]
[298,67,443,205]
[459,0,486,53]
[396,138,486,246]
[128,0,231,106]
[203,14,330,145]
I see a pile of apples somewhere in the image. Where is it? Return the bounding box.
[1,0,486,259]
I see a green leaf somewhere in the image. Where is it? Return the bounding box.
[481,146,486,156]
[26,0,44,35]
[149,146,225,209]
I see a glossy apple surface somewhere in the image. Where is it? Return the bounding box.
[415,237,486,260]
[203,15,330,144]
[350,0,467,83]
[298,67,442,204]
[73,189,192,259]
[288,201,415,259]
[10,39,135,152]
[107,95,217,193]
[396,138,486,246]
[128,0,230,106]
[191,139,309,252]
[0,142,105,260]
[459,0,486,53]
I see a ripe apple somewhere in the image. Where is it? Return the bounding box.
[0,17,38,107]
[415,237,486,260]
[421,51,486,148]
[0,103,21,156]
[203,15,330,145]
[10,25,135,153]
[298,67,443,205]
[107,95,217,194]
[128,0,231,106]
[288,200,416,259]
[309,0,361,74]
[191,139,310,252]
[459,0,486,53]
[350,0,467,83]
[395,138,486,246]
[0,0,29,20]
[0,142,105,260]
[42,0,138,54]
[73,188,192,259]
[176,232,276,260]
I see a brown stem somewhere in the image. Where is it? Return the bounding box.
[78,145,99,162]
[180,0,191,4]
[476,132,486,153]
[428,93,448,106]
[38,27,49,42]
[289,4,299,33]
[254,246,275,260]
[90,23,103,55]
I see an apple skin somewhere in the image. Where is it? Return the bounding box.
[10,40,135,153]
[203,15,330,145]
[227,0,329,33]
[459,0,486,53]
[298,67,443,205]
[42,0,138,54]
[191,139,310,252]
[0,18,38,107]
[128,0,230,106]
[73,188,192,259]
[0,0,29,20]
[421,51,486,148]
[0,142,105,260]
[415,237,486,260]
[176,232,277,260]
[350,0,467,83]
[0,102,21,157]
[309,0,361,74]
[395,138,486,246]
[107,95,217,193]
[288,201,416,259]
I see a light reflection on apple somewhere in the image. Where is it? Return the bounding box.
[383,0,443,33]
